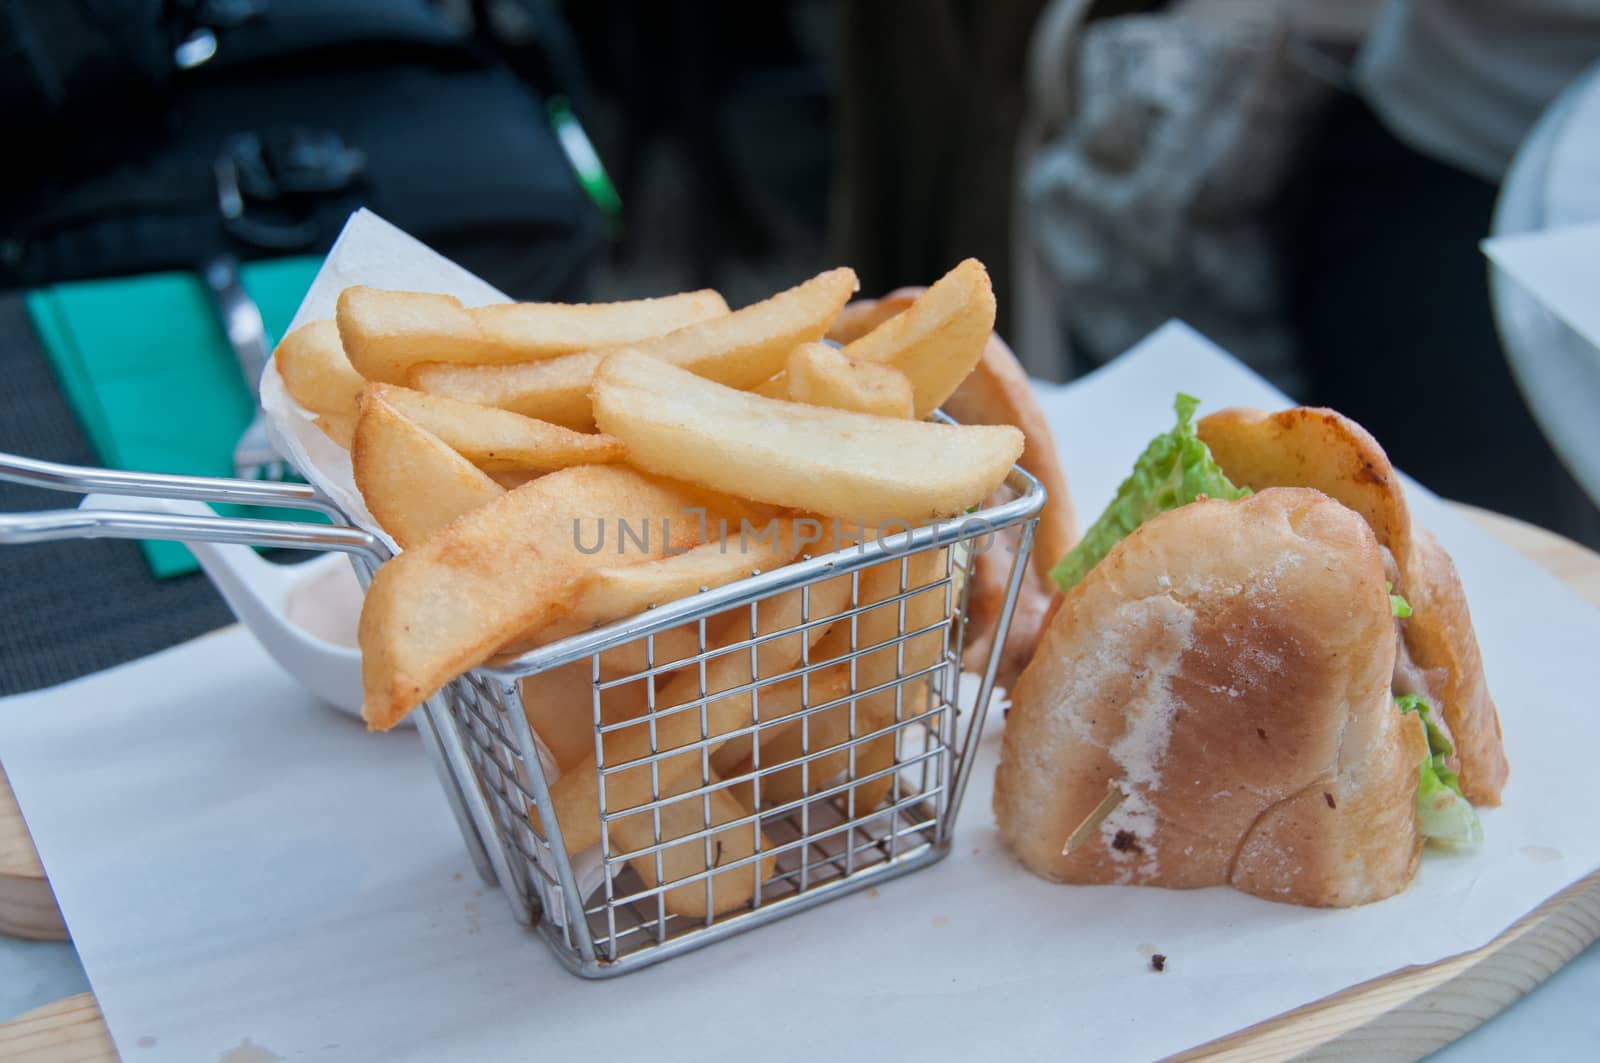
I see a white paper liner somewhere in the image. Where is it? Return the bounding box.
[261,209,579,903]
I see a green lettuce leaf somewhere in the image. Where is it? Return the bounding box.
[1049,394,1249,593]
[1388,582,1413,618]
[1397,695,1482,847]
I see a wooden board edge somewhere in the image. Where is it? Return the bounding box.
[0,764,66,942]
[0,994,114,1063]
[1170,868,1600,1061]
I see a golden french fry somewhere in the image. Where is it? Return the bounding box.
[338,288,500,384]
[533,526,801,633]
[358,466,707,730]
[708,647,856,780]
[593,351,1023,526]
[538,571,855,853]
[470,289,729,355]
[519,662,649,772]
[785,342,914,418]
[351,389,504,549]
[410,268,858,431]
[314,413,356,449]
[748,374,790,399]
[410,351,602,431]
[363,383,624,473]
[487,469,540,490]
[510,526,807,678]
[753,685,915,811]
[749,549,948,811]
[276,319,366,423]
[621,772,774,919]
[842,260,995,418]
[825,292,919,345]
[336,286,730,384]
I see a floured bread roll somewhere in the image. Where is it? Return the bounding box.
[996,488,1430,907]
[1197,407,1507,805]
[998,395,1502,907]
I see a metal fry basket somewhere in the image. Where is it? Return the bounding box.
[0,450,1044,978]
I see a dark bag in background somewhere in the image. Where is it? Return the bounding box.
[0,0,603,299]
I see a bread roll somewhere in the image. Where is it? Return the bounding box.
[995,488,1428,907]
[1198,406,1506,804]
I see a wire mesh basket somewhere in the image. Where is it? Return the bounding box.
[0,450,1044,978]
[421,466,1044,976]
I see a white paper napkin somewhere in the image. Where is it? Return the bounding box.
[4,322,1600,1061]
[1482,221,1600,353]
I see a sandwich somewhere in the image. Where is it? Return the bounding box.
[994,396,1506,907]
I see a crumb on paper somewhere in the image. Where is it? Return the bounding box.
[1111,829,1141,853]
[932,914,952,928]
[867,887,880,898]
[1150,954,1167,973]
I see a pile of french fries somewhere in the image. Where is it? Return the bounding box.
[274,259,1022,918]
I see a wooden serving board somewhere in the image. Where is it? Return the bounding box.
[2,507,1597,1062]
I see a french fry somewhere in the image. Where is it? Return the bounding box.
[409,351,602,431]
[592,351,1023,526]
[470,289,729,355]
[842,259,995,418]
[747,549,948,811]
[276,319,366,424]
[708,645,856,780]
[785,342,914,419]
[336,286,730,384]
[410,268,858,431]
[621,772,774,919]
[519,662,648,772]
[508,526,808,677]
[825,292,918,345]
[537,571,855,853]
[487,469,541,490]
[748,374,791,399]
[526,526,802,639]
[351,389,504,549]
[358,466,708,730]
[314,413,356,449]
[364,383,624,473]
[338,288,501,384]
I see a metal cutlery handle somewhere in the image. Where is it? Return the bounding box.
[203,254,271,392]
[0,508,385,566]
[0,451,342,518]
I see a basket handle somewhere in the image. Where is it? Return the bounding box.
[0,506,386,566]
[0,450,343,519]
